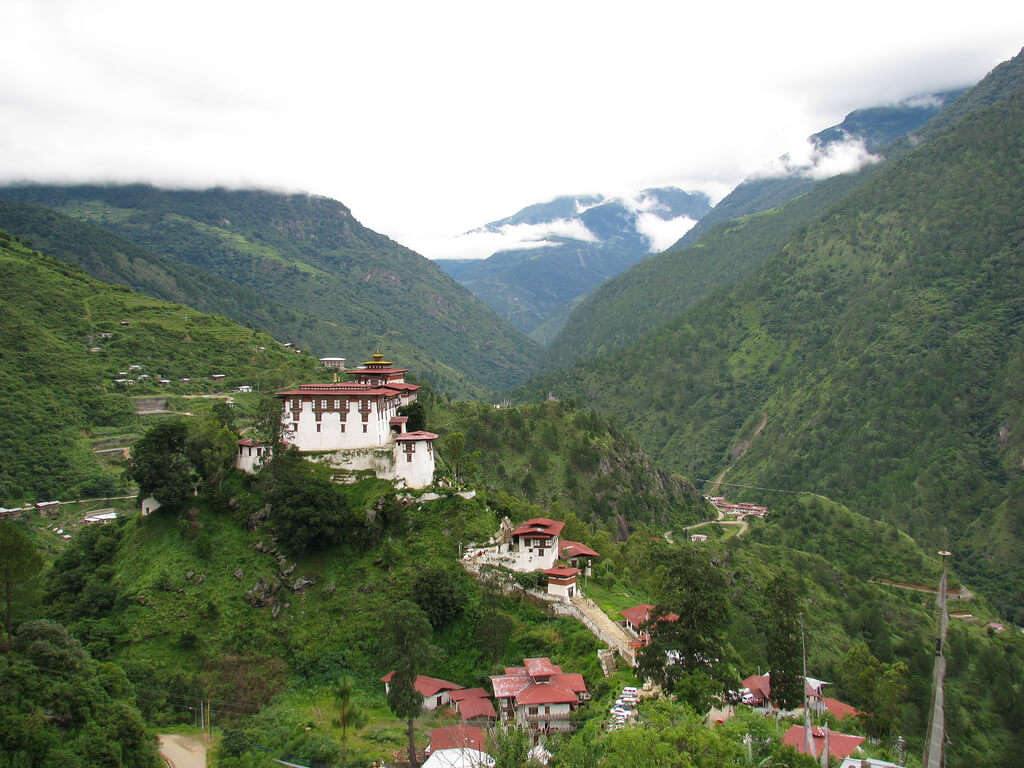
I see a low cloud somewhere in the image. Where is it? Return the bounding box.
[754,132,881,181]
[634,213,698,252]
[900,93,945,109]
[418,217,598,260]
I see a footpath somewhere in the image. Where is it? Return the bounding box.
[158,734,207,768]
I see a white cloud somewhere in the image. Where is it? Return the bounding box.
[634,213,698,252]
[0,1,1020,252]
[416,218,598,260]
[754,133,882,181]
[901,93,946,109]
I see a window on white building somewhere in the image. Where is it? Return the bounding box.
[334,399,340,409]
[320,399,327,409]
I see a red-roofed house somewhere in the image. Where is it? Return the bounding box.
[823,697,861,721]
[235,437,269,474]
[558,540,600,575]
[489,657,588,734]
[428,725,486,754]
[740,673,831,713]
[544,566,581,600]
[381,672,464,711]
[497,518,565,571]
[782,725,864,761]
[276,354,436,488]
[621,604,680,646]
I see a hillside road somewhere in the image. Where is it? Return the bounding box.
[158,734,207,768]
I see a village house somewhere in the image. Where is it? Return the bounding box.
[543,566,580,601]
[36,501,60,518]
[558,540,599,575]
[427,726,486,755]
[782,724,864,762]
[489,658,589,736]
[690,533,708,543]
[493,518,564,572]
[740,672,835,714]
[621,604,680,648]
[275,354,437,488]
[447,689,498,725]
[236,438,269,474]
[380,673,464,711]
[319,356,346,369]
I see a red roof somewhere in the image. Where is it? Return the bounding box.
[515,682,578,705]
[559,540,600,558]
[382,382,421,391]
[390,416,409,424]
[543,567,580,579]
[741,673,771,701]
[823,697,861,720]
[511,518,565,539]
[237,437,266,447]
[503,666,526,676]
[381,672,462,698]
[490,674,532,699]
[621,604,680,628]
[394,430,439,442]
[448,688,490,702]
[782,725,864,759]
[430,726,485,752]
[524,657,562,678]
[457,697,497,721]
[276,385,397,397]
[550,673,587,694]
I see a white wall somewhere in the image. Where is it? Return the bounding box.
[394,440,436,489]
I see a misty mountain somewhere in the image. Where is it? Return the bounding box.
[436,187,711,343]
[672,88,968,250]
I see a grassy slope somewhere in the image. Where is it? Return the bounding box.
[0,231,319,500]
[0,186,541,396]
[528,84,1024,619]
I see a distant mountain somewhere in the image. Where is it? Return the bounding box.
[528,55,1024,619]
[672,88,967,250]
[436,187,711,343]
[0,185,541,397]
[546,88,973,366]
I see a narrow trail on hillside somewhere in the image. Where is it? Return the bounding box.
[706,413,767,495]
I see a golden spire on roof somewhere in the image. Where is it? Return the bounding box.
[363,352,392,367]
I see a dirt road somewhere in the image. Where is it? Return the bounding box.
[158,734,207,768]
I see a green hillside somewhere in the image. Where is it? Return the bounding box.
[545,169,871,365]
[528,76,1024,620]
[0,186,541,396]
[0,231,320,501]
[429,398,709,532]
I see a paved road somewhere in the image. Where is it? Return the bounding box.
[572,595,637,667]
[158,734,207,768]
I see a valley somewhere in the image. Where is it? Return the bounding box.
[1,40,1022,768]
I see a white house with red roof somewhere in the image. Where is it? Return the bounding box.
[489,657,589,735]
[495,518,565,571]
[235,437,269,474]
[276,354,437,488]
[740,672,834,714]
[543,567,581,600]
[621,604,680,648]
[558,540,599,575]
[381,672,464,711]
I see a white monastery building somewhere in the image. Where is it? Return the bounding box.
[275,354,437,488]
[495,518,564,572]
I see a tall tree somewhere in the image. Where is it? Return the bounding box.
[335,675,366,751]
[764,570,804,710]
[127,420,194,511]
[0,521,43,647]
[382,600,437,768]
[636,546,734,712]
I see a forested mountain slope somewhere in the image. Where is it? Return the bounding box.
[0,231,318,500]
[546,55,1019,368]
[0,185,540,395]
[528,81,1024,620]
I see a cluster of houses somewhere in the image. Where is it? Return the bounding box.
[734,672,870,763]
[112,365,240,388]
[466,517,602,602]
[235,354,439,489]
[704,496,769,518]
[0,500,61,519]
[382,655,590,742]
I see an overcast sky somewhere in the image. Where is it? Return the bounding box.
[2,1,1022,258]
